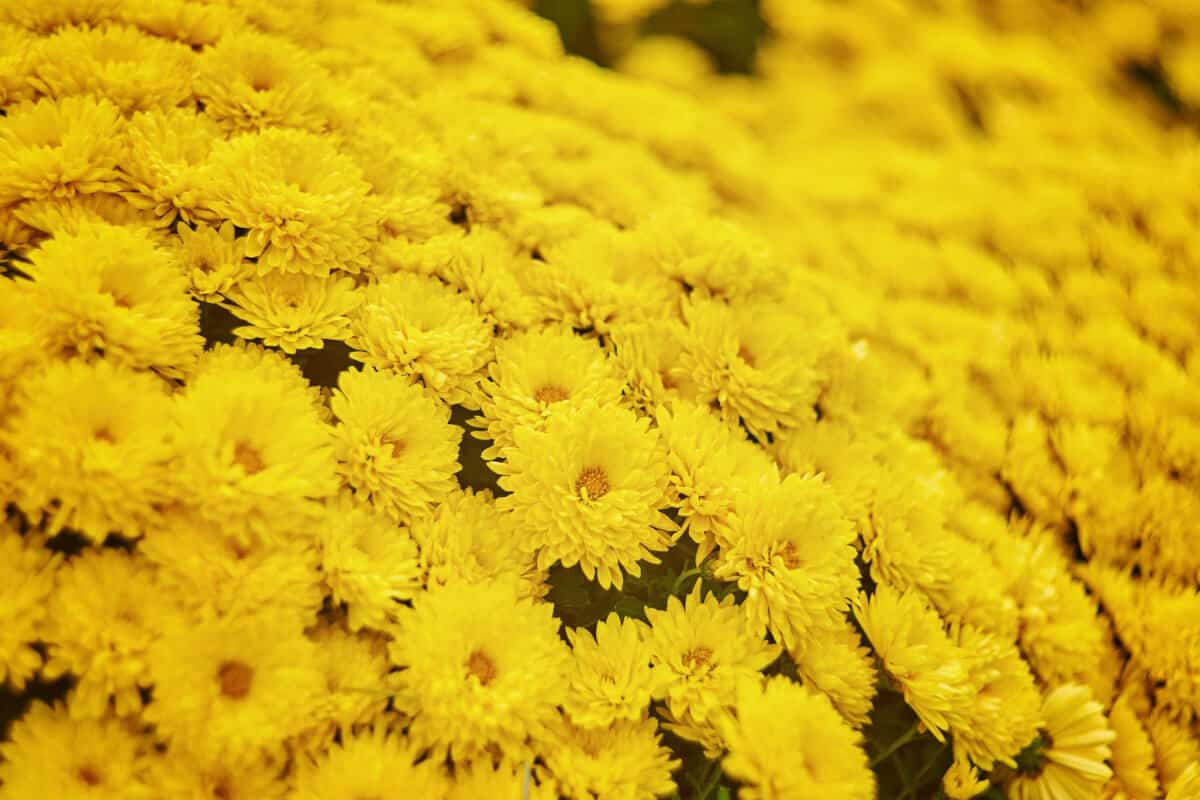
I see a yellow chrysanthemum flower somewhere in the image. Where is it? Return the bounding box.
[139,516,323,627]
[447,759,557,800]
[719,675,875,800]
[1104,693,1160,800]
[473,325,624,460]
[41,550,175,719]
[145,747,287,800]
[170,345,337,545]
[495,400,675,589]
[541,716,679,800]
[288,724,448,800]
[644,581,781,733]
[145,612,324,762]
[640,209,781,302]
[330,366,462,522]
[318,494,422,632]
[0,95,123,207]
[409,487,545,599]
[655,400,779,561]
[1148,711,1200,795]
[174,220,250,301]
[713,472,860,649]
[0,523,58,690]
[791,621,877,729]
[854,584,973,741]
[349,271,493,407]
[0,701,151,800]
[389,579,571,760]
[3,358,175,541]
[18,220,202,377]
[1166,763,1200,800]
[223,272,360,353]
[203,128,377,276]
[298,624,392,751]
[609,318,698,414]
[564,612,668,729]
[122,107,223,227]
[943,752,991,799]
[1007,684,1117,800]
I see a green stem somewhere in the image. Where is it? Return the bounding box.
[672,565,703,595]
[695,759,725,799]
[870,722,922,767]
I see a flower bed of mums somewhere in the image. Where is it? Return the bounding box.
[2,1,1200,799]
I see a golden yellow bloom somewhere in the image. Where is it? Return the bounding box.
[1166,763,1200,800]
[121,107,223,227]
[204,128,377,276]
[791,621,877,729]
[564,612,668,729]
[194,30,329,135]
[170,345,337,545]
[389,579,571,760]
[19,220,201,376]
[495,400,675,589]
[3,358,175,541]
[448,759,557,800]
[0,523,58,690]
[609,318,698,414]
[1104,694,1160,800]
[317,494,422,632]
[0,95,123,207]
[1148,711,1200,795]
[145,611,324,762]
[409,487,545,599]
[713,472,860,649]
[289,724,448,800]
[145,747,287,800]
[943,753,991,799]
[541,716,679,800]
[299,624,392,751]
[223,272,360,353]
[349,271,493,406]
[0,701,151,800]
[473,325,624,460]
[644,581,781,732]
[719,675,875,800]
[330,366,462,522]
[854,584,973,741]
[174,220,250,301]
[1007,684,1116,800]
[41,550,173,719]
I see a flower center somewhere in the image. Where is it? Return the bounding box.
[466,649,497,686]
[575,466,610,500]
[778,541,802,569]
[383,435,405,458]
[218,660,255,700]
[533,384,569,404]
[682,646,714,671]
[93,426,115,443]
[233,441,265,475]
[77,765,103,786]
[737,345,756,367]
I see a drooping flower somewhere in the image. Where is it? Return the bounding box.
[1104,693,1160,800]
[388,579,571,760]
[718,675,875,800]
[494,400,675,589]
[330,366,462,522]
[1006,684,1117,800]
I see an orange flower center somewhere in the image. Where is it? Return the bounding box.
[218,660,255,700]
[77,765,103,786]
[466,649,497,686]
[233,441,265,475]
[682,646,714,671]
[778,541,802,569]
[533,384,569,404]
[575,466,610,500]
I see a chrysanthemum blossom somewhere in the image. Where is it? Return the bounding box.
[299,625,392,752]
[719,676,875,800]
[644,581,781,731]
[388,579,571,760]
[1103,693,1160,800]
[223,272,360,353]
[715,472,860,649]
[0,523,58,690]
[349,271,494,407]
[473,325,624,460]
[609,319,699,414]
[318,495,422,631]
[330,366,462,522]
[854,584,973,741]
[791,621,877,729]
[409,487,545,599]
[541,716,679,800]
[174,220,250,301]
[145,612,324,762]
[3,358,175,541]
[1006,684,1116,800]
[122,107,223,227]
[0,700,151,800]
[145,746,287,800]
[494,400,675,589]
[290,724,448,800]
[564,612,668,729]
[42,550,174,720]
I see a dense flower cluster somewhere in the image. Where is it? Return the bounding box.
[0,0,1198,798]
